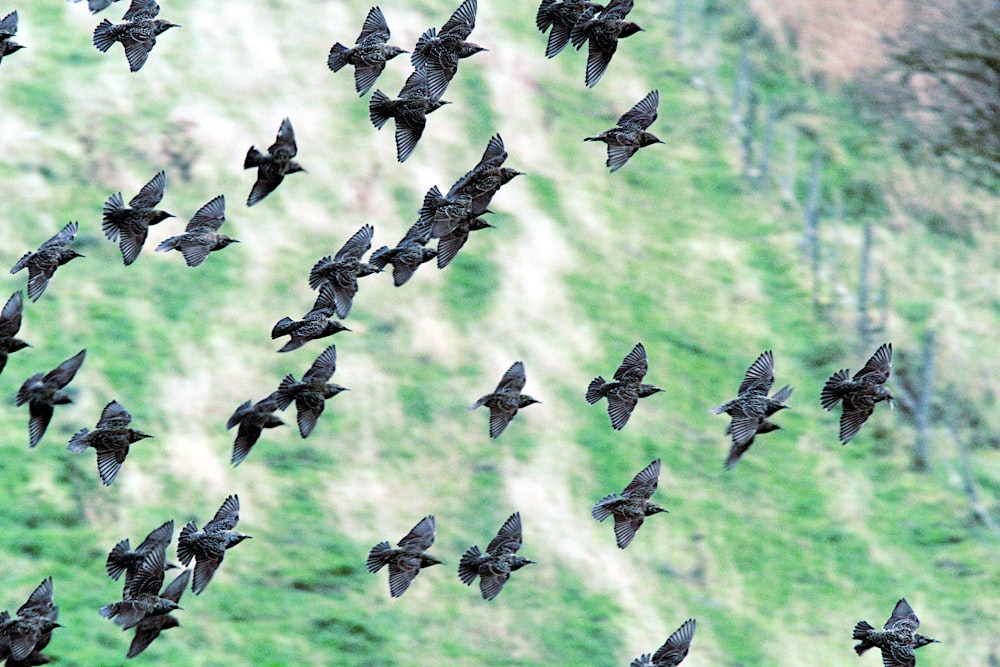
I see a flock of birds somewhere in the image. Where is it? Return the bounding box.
[0,0,932,665]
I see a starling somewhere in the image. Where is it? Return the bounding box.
[105,520,175,589]
[853,598,939,667]
[126,568,189,659]
[0,578,60,664]
[585,90,662,172]
[100,547,179,631]
[436,214,493,269]
[308,223,381,319]
[156,195,238,266]
[68,0,123,15]
[0,11,24,66]
[369,68,451,163]
[271,288,350,353]
[710,350,792,469]
[0,291,29,376]
[586,342,662,430]
[10,222,84,302]
[92,0,179,72]
[417,185,496,269]
[68,400,153,486]
[102,171,174,265]
[176,494,251,595]
[570,0,643,87]
[226,395,285,467]
[821,342,893,444]
[535,0,604,58]
[444,134,521,221]
[458,512,534,601]
[272,344,348,438]
[469,361,540,438]
[369,220,438,286]
[592,458,666,549]
[244,118,306,207]
[411,0,486,101]
[366,515,442,598]
[15,349,86,448]
[328,6,408,96]
[631,618,696,667]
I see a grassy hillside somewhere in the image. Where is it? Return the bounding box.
[0,0,998,665]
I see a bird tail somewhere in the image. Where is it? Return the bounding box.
[770,384,793,405]
[98,601,121,620]
[105,538,133,581]
[410,27,436,71]
[368,90,395,130]
[820,369,850,410]
[457,545,482,585]
[327,42,351,72]
[272,374,297,411]
[155,235,182,253]
[585,376,607,404]
[270,317,297,339]
[243,146,266,169]
[10,251,31,274]
[92,19,116,52]
[535,0,557,31]
[591,494,619,522]
[365,541,392,573]
[708,402,729,415]
[368,246,392,271]
[101,192,125,241]
[67,428,91,453]
[852,620,876,655]
[176,520,199,566]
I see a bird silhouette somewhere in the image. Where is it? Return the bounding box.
[10,222,84,302]
[244,118,306,206]
[458,512,534,600]
[156,195,238,266]
[411,0,486,100]
[308,224,381,318]
[585,90,662,172]
[126,568,190,659]
[0,578,60,664]
[100,546,179,631]
[102,171,174,265]
[226,395,285,467]
[586,342,662,429]
[0,10,25,66]
[853,598,938,667]
[92,0,179,72]
[328,6,408,96]
[444,134,521,220]
[821,343,893,444]
[272,344,348,438]
[0,291,30,376]
[369,220,438,286]
[68,400,153,486]
[68,0,123,15]
[631,618,696,667]
[470,361,540,438]
[536,0,603,58]
[570,0,642,87]
[177,494,250,595]
[105,520,175,591]
[15,349,86,448]
[592,458,666,549]
[366,515,442,597]
[271,288,350,353]
[369,68,451,163]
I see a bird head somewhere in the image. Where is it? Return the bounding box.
[8,339,31,353]
[62,249,85,262]
[637,384,663,398]
[421,554,444,567]
[153,20,180,35]
[358,262,383,277]
[469,218,494,231]
[498,168,523,186]
[508,556,534,571]
[620,22,643,38]
[161,616,181,630]
[876,387,894,407]
[287,161,307,175]
[518,395,541,409]
[644,502,668,516]
[385,46,408,60]
[460,42,488,58]
[429,99,452,112]
[227,533,252,548]
[130,430,154,442]
[639,132,664,147]
[323,384,349,399]
[5,41,25,55]
[150,210,175,225]
[216,235,240,249]
[913,634,939,648]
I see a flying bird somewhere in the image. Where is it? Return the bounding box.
[68,0,123,15]
[366,515,442,598]
[0,577,60,664]
[469,361,540,438]
[369,220,438,286]
[102,171,174,265]
[416,185,495,269]
[92,0,179,72]
[458,512,533,601]
[411,0,486,100]
[68,400,153,486]
[100,547,179,631]
[10,222,84,302]
[328,6,408,96]
[272,344,348,438]
[631,618,696,667]
[226,395,285,467]
[0,291,30,375]
[586,342,662,430]
[15,349,86,448]
[821,343,893,444]
[585,90,662,172]
[0,10,25,66]
[369,68,451,163]
[442,134,521,222]
[271,288,350,353]
[105,520,175,590]
[592,458,666,549]
[244,118,306,206]
[156,195,238,266]
[853,598,938,667]
[535,0,604,58]
[570,0,643,87]
[177,494,251,595]
[126,568,190,659]
[308,224,381,319]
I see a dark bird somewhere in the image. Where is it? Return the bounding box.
[821,342,893,444]
[436,215,493,269]
[585,90,662,172]
[244,118,306,207]
[570,0,642,87]
[416,185,495,269]
[853,598,939,667]
[369,68,451,163]
[68,400,153,486]
[458,512,533,601]
[68,0,122,15]
[0,578,60,664]
[592,458,666,549]
[0,291,29,375]
[126,568,190,659]
[156,195,238,266]
[102,171,174,265]
[100,547,179,631]
[631,618,696,667]
[92,0,179,72]
[271,288,350,353]
[0,10,25,66]
[586,342,662,430]
[443,134,521,221]
[10,222,84,302]
[226,395,285,467]
[369,220,438,286]
[710,350,792,469]
[536,0,603,58]
[177,494,251,595]
[15,349,86,448]
[272,344,348,438]
[366,515,442,598]
[411,0,486,100]
[328,6,407,96]
[469,361,540,438]
[105,520,175,589]
[308,224,381,319]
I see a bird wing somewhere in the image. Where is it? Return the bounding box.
[884,598,919,630]
[737,350,775,395]
[397,515,436,551]
[186,195,226,233]
[334,224,375,262]
[855,342,892,384]
[651,618,696,667]
[129,171,166,208]
[96,399,133,429]
[623,459,661,497]
[354,61,387,99]
[487,512,523,555]
[16,577,54,617]
[618,90,659,130]
[204,495,241,532]
[613,342,648,381]
[38,221,79,251]
[606,388,638,430]
[475,133,507,170]
[880,644,916,667]
[613,511,642,549]
[584,32,617,88]
[728,414,760,450]
[122,35,155,73]
[358,5,390,42]
[267,117,298,159]
[43,349,86,389]
[606,143,640,173]
[25,262,58,302]
[839,401,875,444]
[295,392,326,438]
[436,226,471,269]
[440,0,477,39]
[724,433,755,470]
[96,446,129,486]
[487,404,515,439]
[192,553,223,595]
[247,173,283,207]
[395,111,428,163]
[478,566,510,601]
[122,0,160,20]
[136,520,175,557]
[0,10,17,37]
[119,220,149,265]
[127,545,168,598]
[27,400,54,448]
[0,290,23,337]
[495,360,527,393]
[159,568,191,603]
[397,67,430,99]
[387,557,421,597]
[303,344,338,383]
